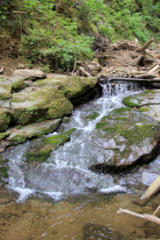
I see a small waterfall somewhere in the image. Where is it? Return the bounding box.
[4,81,142,202]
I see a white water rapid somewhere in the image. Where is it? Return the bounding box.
[4,81,142,202]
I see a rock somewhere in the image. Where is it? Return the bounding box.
[34,76,98,102]
[0,76,27,100]
[123,90,160,123]
[85,64,101,75]
[25,128,76,162]
[140,172,159,186]
[24,165,113,194]
[123,90,160,108]
[13,69,47,80]
[89,107,160,171]
[0,131,10,141]
[0,79,12,99]
[8,119,61,143]
[0,108,10,132]
[11,86,73,125]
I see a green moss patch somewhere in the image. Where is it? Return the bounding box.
[87,112,100,120]
[26,128,76,162]
[139,107,150,112]
[123,97,139,107]
[0,167,9,178]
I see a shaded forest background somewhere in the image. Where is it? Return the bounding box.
[0,0,160,72]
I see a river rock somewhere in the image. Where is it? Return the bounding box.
[123,89,160,107]
[0,108,10,132]
[8,119,61,143]
[11,86,73,125]
[34,76,98,102]
[0,79,12,99]
[13,69,47,80]
[123,90,160,122]
[24,165,113,194]
[89,107,160,171]
[140,172,159,186]
[25,129,76,162]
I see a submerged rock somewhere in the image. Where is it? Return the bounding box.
[25,128,76,162]
[24,165,113,194]
[34,76,98,102]
[8,119,61,143]
[90,107,160,171]
[11,86,73,125]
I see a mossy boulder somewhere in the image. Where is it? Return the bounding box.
[0,108,10,132]
[8,119,61,143]
[123,89,160,108]
[11,86,73,125]
[34,76,98,101]
[0,155,9,183]
[89,107,160,171]
[25,128,76,162]
[123,90,160,123]
[0,76,27,99]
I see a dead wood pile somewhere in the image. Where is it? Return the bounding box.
[76,37,160,80]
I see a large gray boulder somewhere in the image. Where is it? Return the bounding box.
[89,107,160,171]
[13,69,46,80]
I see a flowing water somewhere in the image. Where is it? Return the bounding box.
[4,81,143,201]
[2,81,160,239]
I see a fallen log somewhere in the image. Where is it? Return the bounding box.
[137,37,154,52]
[117,208,160,225]
[140,175,160,199]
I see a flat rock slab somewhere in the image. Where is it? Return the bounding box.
[8,119,61,143]
[123,89,160,107]
[140,172,159,186]
[34,76,97,101]
[89,107,160,171]
[11,86,73,125]
[14,69,46,80]
[25,129,76,162]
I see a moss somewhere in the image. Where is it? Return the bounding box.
[0,131,10,140]
[0,109,10,132]
[12,81,27,92]
[115,117,127,121]
[26,128,76,162]
[123,97,139,107]
[87,112,100,120]
[139,107,150,112]
[0,167,9,178]
[96,122,109,129]
[110,107,131,115]
[144,90,156,94]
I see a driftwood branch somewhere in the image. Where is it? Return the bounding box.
[0,181,9,187]
[12,11,27,14]
[134,73,155,79]
[148,64,160,74]
[79,67,92,77]
[137,37,154,52]
[117,208,160,225]
[141,175,160,199]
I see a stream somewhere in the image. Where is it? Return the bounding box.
[1,81,160,239]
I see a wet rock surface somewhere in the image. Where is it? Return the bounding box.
[25,129,76,162]
[90,107,160,170]
[24,165,113,193]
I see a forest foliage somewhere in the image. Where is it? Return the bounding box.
[0,0,160,71]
